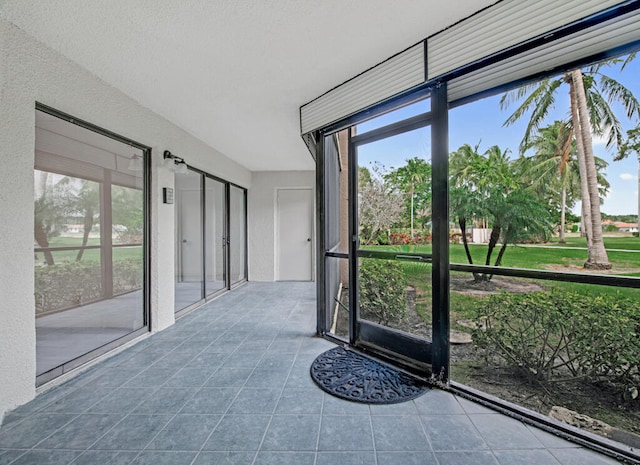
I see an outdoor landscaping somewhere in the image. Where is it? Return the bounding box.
[347,54,640,444]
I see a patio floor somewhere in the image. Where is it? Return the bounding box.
[0,282,625,465]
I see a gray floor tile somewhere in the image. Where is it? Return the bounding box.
[72,450,139,465]
[456,397,498,415]
[316,451,376,465]
[227,388,280,414]
[469,414,544,450]
[370,400,419,416]
[318,415,374,451]
[376,451,439,465]
[421,414,488,451]
[284,365,316,389]
[203,415,271,451]
[321,395,370,415]
[414,390,464,415]
[129,451,196,465]
[132,388,196,414]
[265,339,302,354]
[90,415,171,450]
[494,449,561,465]
[37,413,124,449]
[9,449,81,465]
[260,415,320,451]
[525,425,580,449]
[205,368,253,387]
[372,415,431,451]
[0,450,27,465]
[146,414,221,451]
[244,369,289,389]
[222,351,263,368]
[180,388,237,414]
[256,353,296,370]
[87,388,149,413]
[253,451,315,465]
[0,413,28,430]
[435,450,500,465]
[0,413,76,448]
[185,352,228,369]
[164,367,217,387]
[83,368,143,388]
[549,448,625,465]
[41,386,112,413]
[123,368,176,388]
[275,388,323,415]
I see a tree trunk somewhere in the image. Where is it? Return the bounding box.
[559,186,566,243]
[76,208,94,261]
[34,221,55,266]
[410,185,415,240]
[480,226,501,281]
[459,217,480,281]
[571,69,611,269]
[569,73,593,247]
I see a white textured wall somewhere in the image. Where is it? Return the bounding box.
[248,171,315,281]
[0,19,251,422]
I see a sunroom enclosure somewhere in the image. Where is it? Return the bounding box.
[308,1,640,461]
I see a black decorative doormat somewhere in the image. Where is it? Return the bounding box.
[310,346,429,404]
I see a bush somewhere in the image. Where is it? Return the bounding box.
[359,259,408,325]
[35,258,142,314]
[472,290,640,396]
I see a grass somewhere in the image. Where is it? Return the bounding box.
[363,238,640,438]
[364,236,639,328]
[36,236,142,264]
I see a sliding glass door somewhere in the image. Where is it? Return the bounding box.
[34,106,149,385]
[322,95,439,371]
[205,177,227,297]
[174,170,247,313]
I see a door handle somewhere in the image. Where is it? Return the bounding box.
[307,238,311,242]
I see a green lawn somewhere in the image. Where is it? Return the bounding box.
[369,240,640,275]
[363,241,639,329]
[36,236,142,264]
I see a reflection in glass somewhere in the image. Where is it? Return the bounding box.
[174,170,204,311]
[205,177,226,296]
[229,185,247,284]
[34,108,146,381]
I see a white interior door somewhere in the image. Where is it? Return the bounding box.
[277,188,313,281]
[179,188,203,281]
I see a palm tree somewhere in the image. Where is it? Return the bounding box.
[615,126,640,235]
[501,58,640,269]
[384,157,431,240]
[450,144,553,282]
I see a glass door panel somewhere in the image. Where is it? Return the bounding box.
[352,113,432,366]
[229,185,247,285]
[175,170,204,311]
[205,177,227,296]
[34,108,148,384]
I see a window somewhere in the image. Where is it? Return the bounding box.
[34,106,149,385]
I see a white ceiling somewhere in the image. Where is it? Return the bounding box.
[0,0,495,171]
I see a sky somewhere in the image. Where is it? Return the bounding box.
[357,55,640,216]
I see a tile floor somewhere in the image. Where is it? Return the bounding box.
[0,282,627,464]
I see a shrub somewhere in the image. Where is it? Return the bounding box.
[35,258,142,314]
[472,290,640,396]
[359,259,408,325]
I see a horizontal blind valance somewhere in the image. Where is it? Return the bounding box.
[427,0,622,80]
[447,7,640,104]
[300,43,425,134]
